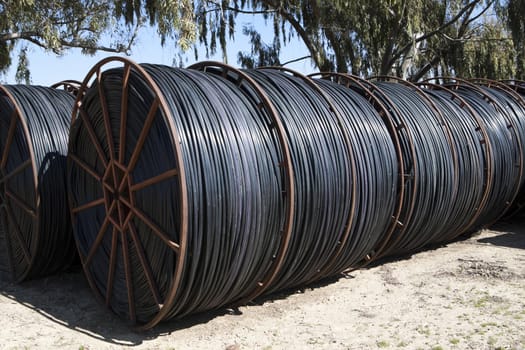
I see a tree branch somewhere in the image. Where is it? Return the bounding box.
[440,32,512,43]
[461,0,495,28]
[0,31,40,42]
[204,0,278,15]
[324,28,345,72]
[381,0,407,75]
[388,0,482,67]
[1,27,136,55]
[280,55,311,66]
[59,39,130,53]
[263,0,330,71]
[410,55,441,81]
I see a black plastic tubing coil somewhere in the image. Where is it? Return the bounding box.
[68,59,289,326]
[0,85,76,281]
[243,69,356,293]
[501,80,525,215]
[443,82,524,226]
[66,57,525,329]
[309,78,398,274]
[368,81,456,255]
[419,85,490,240]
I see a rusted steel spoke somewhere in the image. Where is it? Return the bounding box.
[0,160,31,184]
[97,68,116,160]
[105,227,119,306]
[118,196,132,211]
[71,197,105,214]
[128,221,163,306]
[130,206,180,253]
[108,215,122,232]
[119,63,131,164]
[128,98,160,171]
[2,205,31,264]
[130,169,178,192]
[121,229,136,322]
[84,202,115,268]
[5,190,36,218]
[79,108,108,168]
[1,112,18,168]
[69,154,102,182]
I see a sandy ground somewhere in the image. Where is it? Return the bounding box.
[0,219,524,350]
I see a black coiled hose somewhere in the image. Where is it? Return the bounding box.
[472,81,525,219]
[309,78,398,274]
[419,85,490,239]
[369,81,456,255]
[501,80,525,215]
[68,60,288,325]
[243,69,355,293]
[443,82,523,226]
[0,85,76,281]
[66,57,525,330]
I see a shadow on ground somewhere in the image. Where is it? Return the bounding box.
[0,216,523,346]
[0,264,344,346]
[478,217,525,249]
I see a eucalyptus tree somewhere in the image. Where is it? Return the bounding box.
[1,0,523,82]
[0,0,194,83]
[197,0,520,80]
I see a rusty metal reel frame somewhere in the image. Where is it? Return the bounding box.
[50,80,82,96]
[371,76,462,242]
[0,86,41,282]
[307,72,409,266]
[499,79,525,95]
[370,76,460,188]
[325,75,420,261]
[68,57,188,330]
[188,61,296,304]
[416,81,494,237]
[470,78,525,217]
[434,77,525,225]
[257,66,358,281]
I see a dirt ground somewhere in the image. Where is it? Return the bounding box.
[0,219,524,350]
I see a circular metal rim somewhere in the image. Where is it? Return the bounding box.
[68,56,189,330]
[50,80,82,96]
[0,85,41,282]
[188,61,296,304]
[500,80,525,95]
[257,66,359,280]
[307,72,407,266]
[469,78,525,107]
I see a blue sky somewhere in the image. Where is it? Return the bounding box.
[1,14,314,86]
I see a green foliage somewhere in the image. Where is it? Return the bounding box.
[503,0,525,77]
[196,0,523,80]
[1,0,523,81]
[237,25,280,68]
[0,0,195,82]
[14,47,30,84]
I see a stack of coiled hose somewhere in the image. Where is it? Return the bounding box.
[503,80,525,215]
[443,81,524,225]
[64,58,525,329]
[0,84,76,281]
